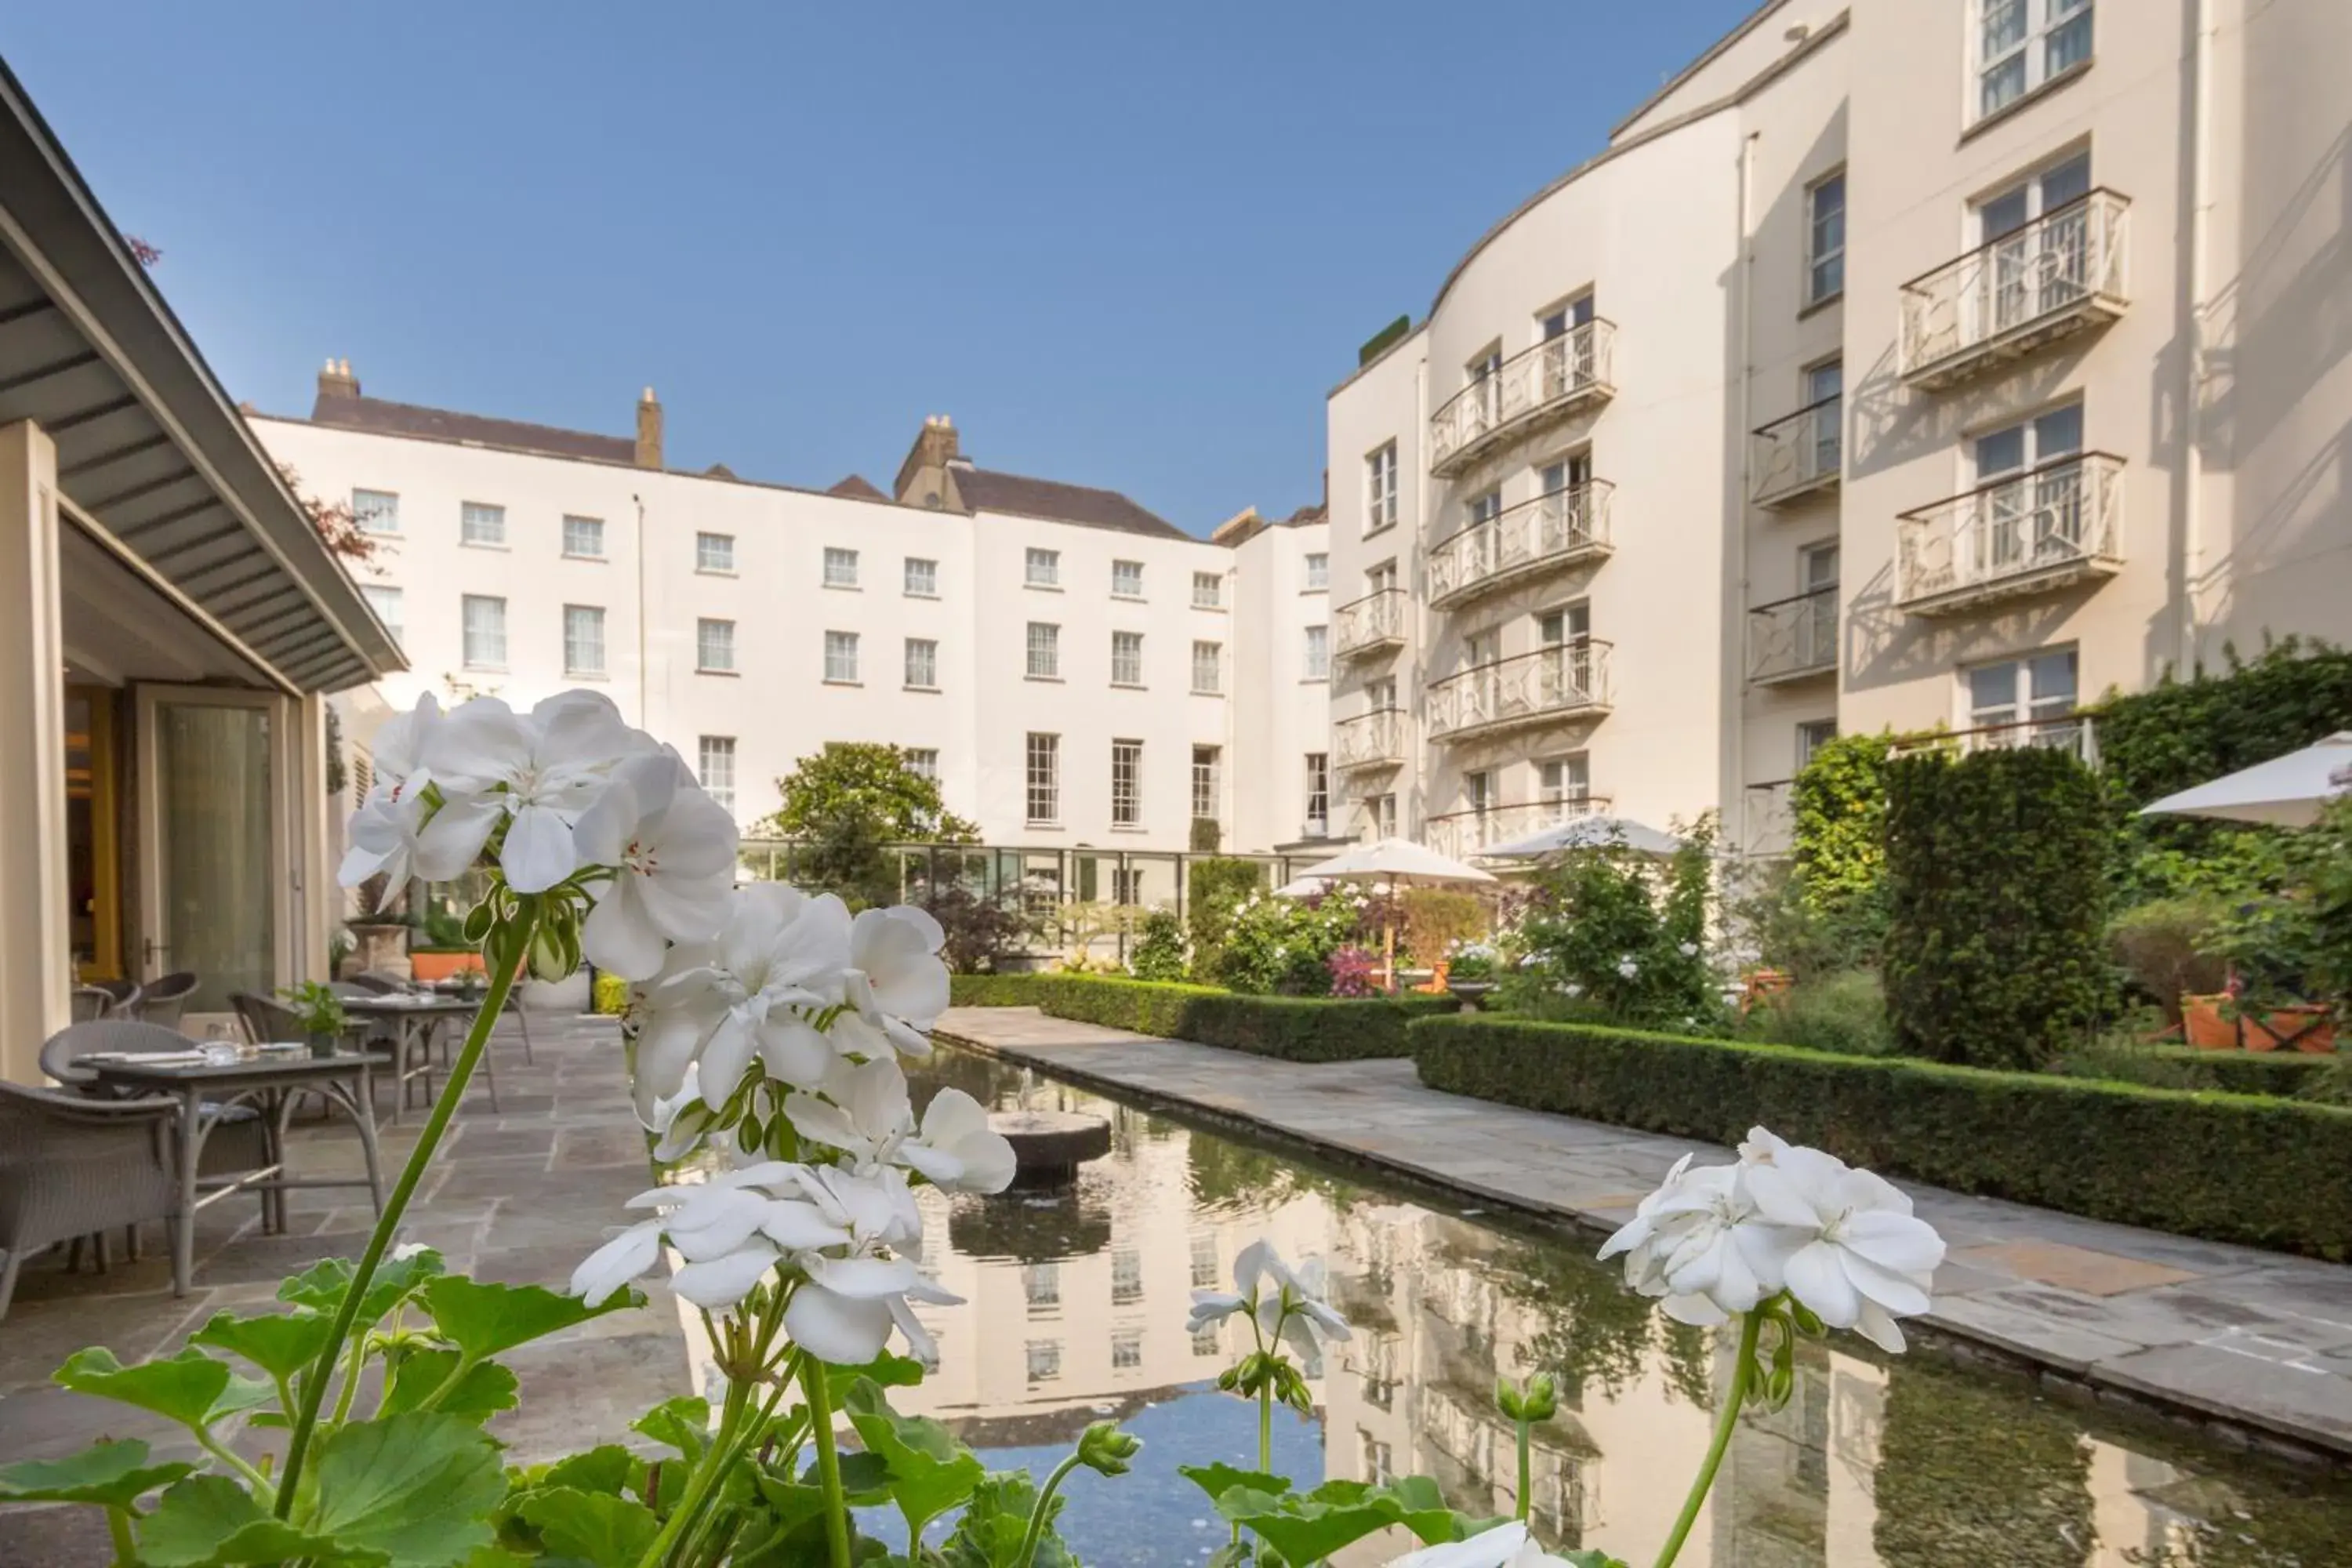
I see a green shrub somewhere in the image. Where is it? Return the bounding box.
[947,972,1051,1008]
[2106,895,2228,1022]
[592,971,630,1016]
[1791,730,1898,921]
[1129,909,1188,982]
[2053,1036,2331,1098]
[1214,892,1359,995]
[1740,968,1892,1057]
[1882,747,2111,1070]
[1184,858,1265,981]
[1501,823,1717,1029]
[1410,1014,2352,1258]
[1397,887,1485,969]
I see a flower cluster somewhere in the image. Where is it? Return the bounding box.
[1187,1239,1352,1358]
[1599,1126,1946,1352]
[339,690,738,980]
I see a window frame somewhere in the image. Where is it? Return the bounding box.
[1025,732,1061,826]
[1190,744,1222,824]
[904,637,939,691]
[1192,570,1225,609]
[696,616,738,674]
[1973,0,2093,123]
[1303,624,1330,682]
[1806,168,1847,305]
[1111,738,1143,827]
[1304,753,1330,836]
[1110,559,1145,600]
[460,593,507,670]
[353,488,400,536]
[697,735,737,813]
[1364,442,1399,535]
[561,514,606,561]
[695,531,736,574]
[459,501,507,548]
[561,603,608,677]
[822,546,860,590]
[1025,621,1062,681]
[1190,640,1223,696]
[361,584,404,648]
[1303,552,1330,591]
[1024,546,1062,590]
[903,556,939,597]
[1110,629,1145,688]
[823,629,861,685]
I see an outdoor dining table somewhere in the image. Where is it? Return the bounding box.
[88,1049,390,1298]
[340,993,491,1117]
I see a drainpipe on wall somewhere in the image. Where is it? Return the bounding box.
[632,493,648,727]
[1732,129,1760,849]
[2178,0,2213,672]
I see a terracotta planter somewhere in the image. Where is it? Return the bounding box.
[2241,1004,2336,1054]
[2181,993,2237,1050]
[409,950,486,984]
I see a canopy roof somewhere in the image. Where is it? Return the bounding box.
[2138,733,2352,828]
[1295,837,1497,886]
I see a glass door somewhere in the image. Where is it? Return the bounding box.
[66,686,124,982]
[136,687,281,1013]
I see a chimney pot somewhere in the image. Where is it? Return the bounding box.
[316,356,360,402]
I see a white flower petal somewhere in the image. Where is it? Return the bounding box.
[784,1283,895,1364]
[571,1221,662,1306]
[672,1242,779,1310]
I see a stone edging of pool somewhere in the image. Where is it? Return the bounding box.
[934,1011,2352,1471]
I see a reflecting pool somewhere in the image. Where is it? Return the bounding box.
[885,1049,2351,1567]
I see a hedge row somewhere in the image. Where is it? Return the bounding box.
[1411,1015,2352,1258]
[2132,1047,2333,1098]
[946,972,1453,1062]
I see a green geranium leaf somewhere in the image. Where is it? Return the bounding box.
[818,1449,894,1502]
[419,1277,630,1363]
[279,1247,446,1324]
[1178,1462,1290,1504]
[140,1475,382,1566]
[840,1377,983,1541]
[56,1347,229,1429]
[537,1444,641,1497]
[514,1486,659,1568]
[630,1395,713,1461]
[0,1439,193,1507]
[306,1412,506,1566]
[380,1348,520,1420]
[939,1472,1063,1568]
[833,1349,927,1388]
[1220,1478,1478,1563]
[1563,1553,1632,1568]
[189,1310,338,1383]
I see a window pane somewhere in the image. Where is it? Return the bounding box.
[906,637,938,688]
[1969,662,2019,724]
[1025,548,1059,586]
[2034,403,2085,459]
[906,748,938,781]
[1112,739,1142,825]
[697,736,736,811]
[1192,572,1222,608]
[1112,630,1144,686]
[563,515,604,558]
[824,547,859,587]
[1112,560,1144,597]
[354,489,399,535]
[1192,641,1221,693]
[461,502,506,546]
[825,630,859,683]
[698,619,735,672]
[1026,733,1059,823]
[697,532,735,572]
[2029,648,2078,707]
[1305,552,1329,590]
[563,605,606,675]
[905,557,938,595]
[1026,622,1060,679]
[1305,625,1330,681]
[462,595,506,666]
[1975,424,2028,477]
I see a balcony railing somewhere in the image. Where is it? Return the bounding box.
[1334,707,1407,773]
[1426,641,1613,744]
[1750,395,1841,507]
[1429,321,1617,477]
[1426,484,1614,610]
[1747,584,1838,685]
[1900,190,2130,390]
[1888,713,2097,764]
[1334,587,1408,662]
[1425,796,1613,863]
[1896,452,2125,615]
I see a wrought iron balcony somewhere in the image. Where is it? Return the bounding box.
[1888,713,2097,764]
[1428,321,1617,477]
[1425,796,1612,863]
[1426,641,1612,745]
[1333,587,1408,662]
[1333,707,1406,774]
[1900,191,2130,390]
[1747,584,1838,685]
[1426,484,1614,611]
[1896,452,2125,615]
[1750,395,1841,507]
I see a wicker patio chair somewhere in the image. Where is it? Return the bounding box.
[0,1082,183,1319]
[132,971,199,1030]
[71,985,115,1022]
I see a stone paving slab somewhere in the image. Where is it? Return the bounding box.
[0,1014,694,1562]
[939,1005,2352,1462]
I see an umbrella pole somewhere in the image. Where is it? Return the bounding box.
[1385,919,1396,995]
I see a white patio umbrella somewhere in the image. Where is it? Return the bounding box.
[1274,874,1331,898]
[2138,732,2352,828]
[1295,838,1495,989]
[1479,815,1682,858]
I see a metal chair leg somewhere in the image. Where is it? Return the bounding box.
[0,1249,20,1322]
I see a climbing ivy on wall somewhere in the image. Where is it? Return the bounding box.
[1790,730,1898,916]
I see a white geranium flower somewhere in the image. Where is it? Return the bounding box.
[1615,956,1640,980]
[1185,1240,1350,1351]
[630,884,852,1120]
[1598,1153,1784,1327]
[782,1056,1015,1195]
[834,906,951,1060]
[1388,1520,1581,1568]
[1739,1127,1945,1352]
[1678,941,1700,957]
[572,750,740,981]
[338,693,442,888]
[572,1179,804,1312]
[416,691,648,891]
[779,1163,956,1363]
[649,1063,718,1163]
[1562,982,1584,998]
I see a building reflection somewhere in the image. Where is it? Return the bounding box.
[895,1058,2345,1567]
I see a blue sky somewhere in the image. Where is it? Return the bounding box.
[5,2,1760,533]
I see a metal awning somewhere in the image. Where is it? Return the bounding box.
[0,58,401,694]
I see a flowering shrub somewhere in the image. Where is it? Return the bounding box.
[1503,820,1720,1028]
[1214,891,1363,995]
[1129,907,1189,981]
[1447,941,1499,982]
[0,691,1944,1568]
[1327,944,1380,996]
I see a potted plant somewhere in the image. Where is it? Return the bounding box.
[278,980,347,1058]
[1446,941,1499,1009]
[345,870,412,978]
[2213,894,2337,1053]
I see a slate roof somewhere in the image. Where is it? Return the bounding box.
[309,392,637,465]
[953,466,1185,539]
[827,474,887,501]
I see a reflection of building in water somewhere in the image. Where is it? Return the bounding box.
[1714,1347,1888,1568]
[898,1072,1333,1443]
[1323,1204,1715,1567]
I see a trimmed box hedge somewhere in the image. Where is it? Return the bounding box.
[1411,1014,2352,1258]
[2136,1048,2334,1099]
[946,972,1452,1062]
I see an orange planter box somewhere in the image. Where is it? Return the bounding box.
[408,951,486,983]
[2181,993,2237,1050]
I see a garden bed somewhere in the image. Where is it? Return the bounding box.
[948,972,1453,1062]
[1411,1014,2352,1259]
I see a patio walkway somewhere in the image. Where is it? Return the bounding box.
[938,1006,2352,1465]
[0,1014,689,1565]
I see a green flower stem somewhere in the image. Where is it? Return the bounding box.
[803,1357,853,1568]
[1016,1450,1086,1568]
[106,1504,135,1566]
[1651,1311,1760,1568]
[1258,1385,1273,1475]
[1515,1412,1532,1523]
[641,1359,790,1568]
[274,903,539,1517]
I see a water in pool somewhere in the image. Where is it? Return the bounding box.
[804,1049,2348,1566]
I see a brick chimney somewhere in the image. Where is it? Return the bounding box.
[317,357,360,401]
[891,414,966,508]
[635,386,663,470]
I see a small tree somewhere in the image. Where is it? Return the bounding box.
[1882,747,2111,1069]
[757,742,977,907]
[920,884,1030,974]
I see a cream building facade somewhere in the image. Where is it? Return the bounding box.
[256,384,1337,868]
[1325,0,2352,857]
